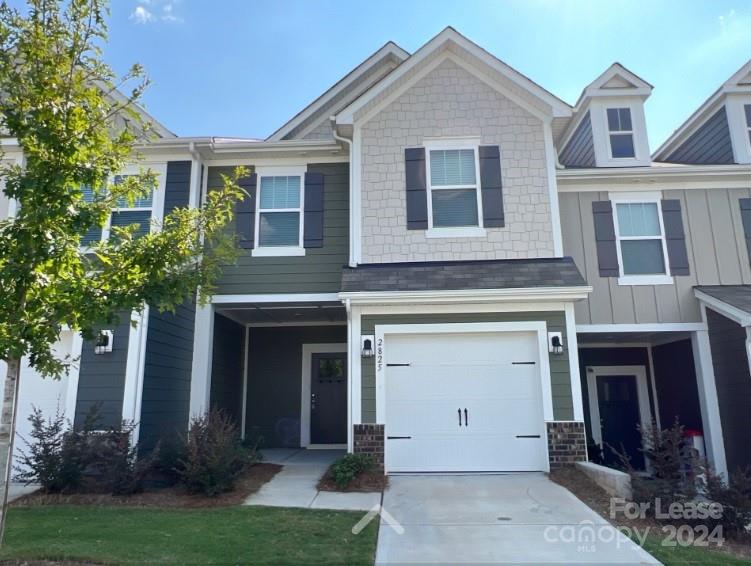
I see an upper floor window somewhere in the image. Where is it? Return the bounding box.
[427,147,481,230]
[607,108,636,159]
[613,200,670,282]
[745,104,751,146]
[254,170,304,255]
[81,175,153,246]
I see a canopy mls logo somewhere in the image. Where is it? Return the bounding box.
[352,504,404,535]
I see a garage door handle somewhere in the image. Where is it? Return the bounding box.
[516,435,541,438]
[458,408,462,426]
[464,408,468,427]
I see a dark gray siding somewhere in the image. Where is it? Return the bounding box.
[75,316,132,428]
[665,107,734,165]
[211,162,349,295]
[139,161,196,450]
[210,313,245,425]
[360,312,572,423]
[246,325,346,447]
[652,339,702,431]
[559,111,595,168]
[706,309,751,471]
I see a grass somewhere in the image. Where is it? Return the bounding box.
[638,535,751,565]
[0,505,379,564]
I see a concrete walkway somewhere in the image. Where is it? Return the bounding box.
[244,448,382,512]
[376,474,659,564]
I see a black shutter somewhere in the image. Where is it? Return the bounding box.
[740,198,751,266]
[304,171,324,248]
[235,173,256,249]
[661,200,690,276]
[479,145,505,227]
[592,201,619,277]
[405,147,428,230]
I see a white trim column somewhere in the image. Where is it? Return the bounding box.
[346,304,362,452]
[64,333,84,420]
[122,308,149,437]
[564,303,584,421]
[691,325,728,479]
[189,302,215,417]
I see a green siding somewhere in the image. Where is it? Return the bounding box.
[246,325,347,448]
[360,312,572,423]
[210,163,349,295]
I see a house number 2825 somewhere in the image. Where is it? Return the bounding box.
[376,338,383,372]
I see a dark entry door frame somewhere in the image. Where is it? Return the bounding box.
[301,343,347,448]
[586,365,652,468]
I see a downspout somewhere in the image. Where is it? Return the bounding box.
[331,117,356,268]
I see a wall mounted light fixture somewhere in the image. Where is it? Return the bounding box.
[94,330,114,354]
[361,335,375,358]
[548,332,564,355]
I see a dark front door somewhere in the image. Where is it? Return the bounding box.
[310,353,347,444]
[597,375,645,469]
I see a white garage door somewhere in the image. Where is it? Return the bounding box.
[385,331,547,472]
[13,332,75,471]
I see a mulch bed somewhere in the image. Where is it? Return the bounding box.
[550,465,751,561]
[11,463,282,509]
[317,471,388,493]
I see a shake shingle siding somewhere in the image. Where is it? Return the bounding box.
[665,107,734,165]
[559,112,596,168]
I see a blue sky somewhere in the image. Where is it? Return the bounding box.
[35,1,751,147]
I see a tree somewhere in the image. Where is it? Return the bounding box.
[0,0,244,541]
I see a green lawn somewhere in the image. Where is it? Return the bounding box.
[638,536,751,565]
[0,505,379,564]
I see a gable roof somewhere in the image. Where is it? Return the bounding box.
[266,41,409,141]
[654,58,751,161]
[335,27,572,125]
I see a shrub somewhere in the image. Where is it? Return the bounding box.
[329,453,374,489]
[702,466,751,538]
[14,406,87,493]
[177,409,254,496]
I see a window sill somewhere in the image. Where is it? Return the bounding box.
[251,247,306,257]
[617,274,674,286]
[425,227,486,239]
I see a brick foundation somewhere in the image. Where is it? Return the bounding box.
[353,424,384,472]
[547,421,587,469]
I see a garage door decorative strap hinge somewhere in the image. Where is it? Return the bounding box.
[516,435,541,438]
[387,436,412,440]
[386,363,410,367]
[512,361,536,365]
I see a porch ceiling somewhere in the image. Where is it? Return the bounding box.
[578,331,691,346]
[217,302,346,325]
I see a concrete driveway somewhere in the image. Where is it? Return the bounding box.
[376,473,659,564]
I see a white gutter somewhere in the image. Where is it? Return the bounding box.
[557,163,751,181]
[339,286,593,305]
[331,117,356,267]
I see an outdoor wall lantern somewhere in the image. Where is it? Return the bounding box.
[94,330,114,355]
[361,335,375,358]
[548,332,564,355]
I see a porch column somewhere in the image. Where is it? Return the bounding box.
[189,302,214,417]
[346,303,362,452]
[564,303,584,422]
[691,327,728,479]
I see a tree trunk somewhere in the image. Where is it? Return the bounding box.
[0,358,21,546]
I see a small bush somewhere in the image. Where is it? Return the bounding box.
[702,466,751,538]
[329,454,374,489]
[177,409,254,496]
[14,406,87,493]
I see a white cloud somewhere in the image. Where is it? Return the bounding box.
[129,0,183,25]
[129,5,154,24]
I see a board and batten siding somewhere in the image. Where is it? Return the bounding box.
[360,312,573,423]
[560,188,751,324]
[209,163,349,295]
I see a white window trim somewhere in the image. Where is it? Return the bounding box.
[424,138,486,237]
[252,165,306,257]
[605,107,636,161]
[726,95,751,164]
[611,194,673,286]
[589,98,650,167]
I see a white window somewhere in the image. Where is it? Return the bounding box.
[425,141,484,237]
[612,198,672,285]
[745,104,751,147]
[253,167,305,257]
[81,175,153,246]
[606,108,636,159]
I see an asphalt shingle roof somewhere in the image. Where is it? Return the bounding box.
[341,257,587,293]
[695,285,751,315]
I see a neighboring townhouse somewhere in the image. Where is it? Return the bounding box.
[4,27,751,479]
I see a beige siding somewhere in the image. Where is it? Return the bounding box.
[560,188,751,324]
[359,57,555,263]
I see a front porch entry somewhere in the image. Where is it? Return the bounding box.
[207,300,348,450]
